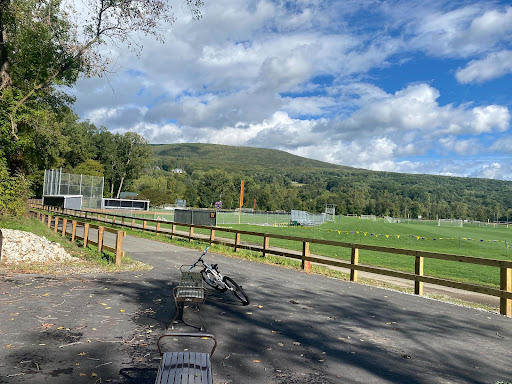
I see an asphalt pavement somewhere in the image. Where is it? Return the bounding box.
[1,234,511,383]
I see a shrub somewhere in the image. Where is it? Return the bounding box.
[0,161,30,217]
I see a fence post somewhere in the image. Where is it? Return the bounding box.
[415,256,424,296]
[189,226,194,242]
[143,220,147,230]
[54,216,59,233]
[47,215,52,228]
[156,222,160,236]
[263,236,270,258]
[210,229,216,245]
[62,218,68,237]
[234,232,241,252]
[71,220,77,242]
[500,266,511,317]
[131,218,135,229]
[98,226,104,252]
[171,224,176,239]
[83,223,89,248]
[350,247,359,282]
[302,241,310,271]
[115,231,124,265]
[122,216,125,226]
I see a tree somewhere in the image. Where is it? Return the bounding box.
[0,0,204,174]
[113,132,151,198]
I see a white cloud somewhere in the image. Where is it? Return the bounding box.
[456,50,512,83]
[329,83,510,139]
[410,5,512,57]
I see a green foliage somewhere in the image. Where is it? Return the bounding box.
[0,161,30,216]
[72,159,104,177]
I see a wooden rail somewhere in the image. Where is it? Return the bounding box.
[29,203,512,317]
[29,209,125,265]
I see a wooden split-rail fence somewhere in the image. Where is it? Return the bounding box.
[28,209,125,265]
[29,203,512,317]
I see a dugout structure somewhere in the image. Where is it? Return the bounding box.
[43,169,104,209]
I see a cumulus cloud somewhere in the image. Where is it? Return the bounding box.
[329,83,510,139]
[456,50,512,83]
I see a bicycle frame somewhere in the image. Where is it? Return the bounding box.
[190,248,233,292]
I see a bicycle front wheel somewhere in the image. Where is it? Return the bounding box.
[201,269,227,291]
[223,276,250,305]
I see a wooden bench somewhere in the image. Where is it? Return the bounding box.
[172,270,207,330]
[155,332,216,384]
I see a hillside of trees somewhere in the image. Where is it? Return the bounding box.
[143,143,512,222]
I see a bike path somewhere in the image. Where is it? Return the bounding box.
[0,234,511,383]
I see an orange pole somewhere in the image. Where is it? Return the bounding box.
[238,180,244,224]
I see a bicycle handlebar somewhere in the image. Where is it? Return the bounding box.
[188,247,210,271]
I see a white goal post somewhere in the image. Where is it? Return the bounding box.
[438,219,463,227]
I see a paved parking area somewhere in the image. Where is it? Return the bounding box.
[1,235,511,383]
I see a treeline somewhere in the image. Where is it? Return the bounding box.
[147,144,512,222]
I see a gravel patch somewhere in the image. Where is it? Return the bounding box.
[0,229,79,264]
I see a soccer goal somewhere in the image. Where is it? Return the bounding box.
[438,219,463,227]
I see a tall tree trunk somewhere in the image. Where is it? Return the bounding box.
[116,175,125,199]
[0,0,12,91]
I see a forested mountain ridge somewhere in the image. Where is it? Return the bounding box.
[146,143,512,221]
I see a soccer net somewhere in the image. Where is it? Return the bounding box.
[438,219,463,227]
[361,215,376,221]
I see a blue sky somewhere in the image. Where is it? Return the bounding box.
[71,0,512,180]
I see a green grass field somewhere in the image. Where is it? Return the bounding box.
[212,216,512,289]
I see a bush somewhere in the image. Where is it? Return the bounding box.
[0,161,30,217]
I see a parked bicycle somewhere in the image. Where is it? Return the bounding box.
[189,247,250,306]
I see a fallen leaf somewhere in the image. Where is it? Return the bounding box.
[41,323,54,329]
[5,344,12,349]
[120,309,125,313]
[78,352,86,356]
[80,373,87,377]
[253,360,261,363]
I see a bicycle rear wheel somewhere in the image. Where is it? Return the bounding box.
[223,276,250,305]
[201,269,227,291]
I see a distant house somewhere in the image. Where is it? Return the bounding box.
[171,168,185,174]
